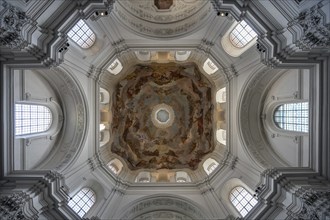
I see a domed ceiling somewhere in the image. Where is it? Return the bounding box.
[113,0,211,38]
[110,63,214,170]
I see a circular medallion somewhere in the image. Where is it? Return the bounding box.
[151,103,175,128]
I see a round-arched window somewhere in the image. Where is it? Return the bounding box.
[230,20,257,48]
[15,104,52,136]
[68,188,96,217]
[229,186,257,217]
[274,102,308,132]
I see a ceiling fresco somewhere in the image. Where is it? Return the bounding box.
[110,63,214,170]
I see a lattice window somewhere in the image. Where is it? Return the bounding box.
[274,102,309,132]
[230,186,257,217]
[68,188,96,218]
[230,20,257,48]
[68,19,95,49]
[15,104,52,136]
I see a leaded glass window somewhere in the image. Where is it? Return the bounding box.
[68,188,96,218]
[15,104,52,136]
[230,21,257,48]
[274,102,309,132]
[230,186,257,217]
[68,19,95,49]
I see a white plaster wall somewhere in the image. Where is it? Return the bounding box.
[13,70,59,170]
[263,69,310,167]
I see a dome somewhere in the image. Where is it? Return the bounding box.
[1,0,329,219]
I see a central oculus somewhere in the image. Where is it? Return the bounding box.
[111,63,214,170]
[157,110,169,122]
[152,103,175,128]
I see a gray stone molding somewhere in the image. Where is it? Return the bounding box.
[117,195,210,220]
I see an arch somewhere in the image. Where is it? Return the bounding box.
[117,195,210,219]
[203,58,218,75]
[34,67,89,171]
[68,19,96,49]
[238,67,291,168]
[203,158,219,175]
[68,187,96,218]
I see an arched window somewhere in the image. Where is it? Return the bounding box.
[175,171,191,183]
[203,58,219,75]
[107,158,123,175]
[15,104,52,136]
[216,129,226,145]
[107,58,123,75]
[68,188,96,218]
[230,20,257,48]
[68,19,95,49]
[203,158,219,175]
[216,87,226,103]
[274,102,308,132]
[230,186,257,217]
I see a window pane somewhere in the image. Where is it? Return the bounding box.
[15,104,52,136]
[68,188,96,218]
[230,20,257,48]
[274,102,309,132]
[68,19,96,48]
[230,186,257,217]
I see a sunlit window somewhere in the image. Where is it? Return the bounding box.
[176,177,186,183]
[203,58,219,75]
[15,104,52,136]
[68,188,96,218]
[139,177,150,183]
[68,19,95,49]
[230,21,257,48]
[274,102,308,132]
[230,186,257,217]
[108,163,119,175]
[216,87,226,103]
[107,59,123,75]
[203,158,219,175]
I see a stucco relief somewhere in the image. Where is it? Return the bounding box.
[120,196,207,219]
[110,63,214,170]
[0,0,29,48]
[113,0,211,38]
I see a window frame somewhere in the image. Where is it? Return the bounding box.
[67,19,96,49]
[229,20,257,48]
[229,186,258,217]
[14,101,63,139]
[68,187,96,218]
[221,21,258,57]
[15,103,52,136]
[273,102,309,133]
